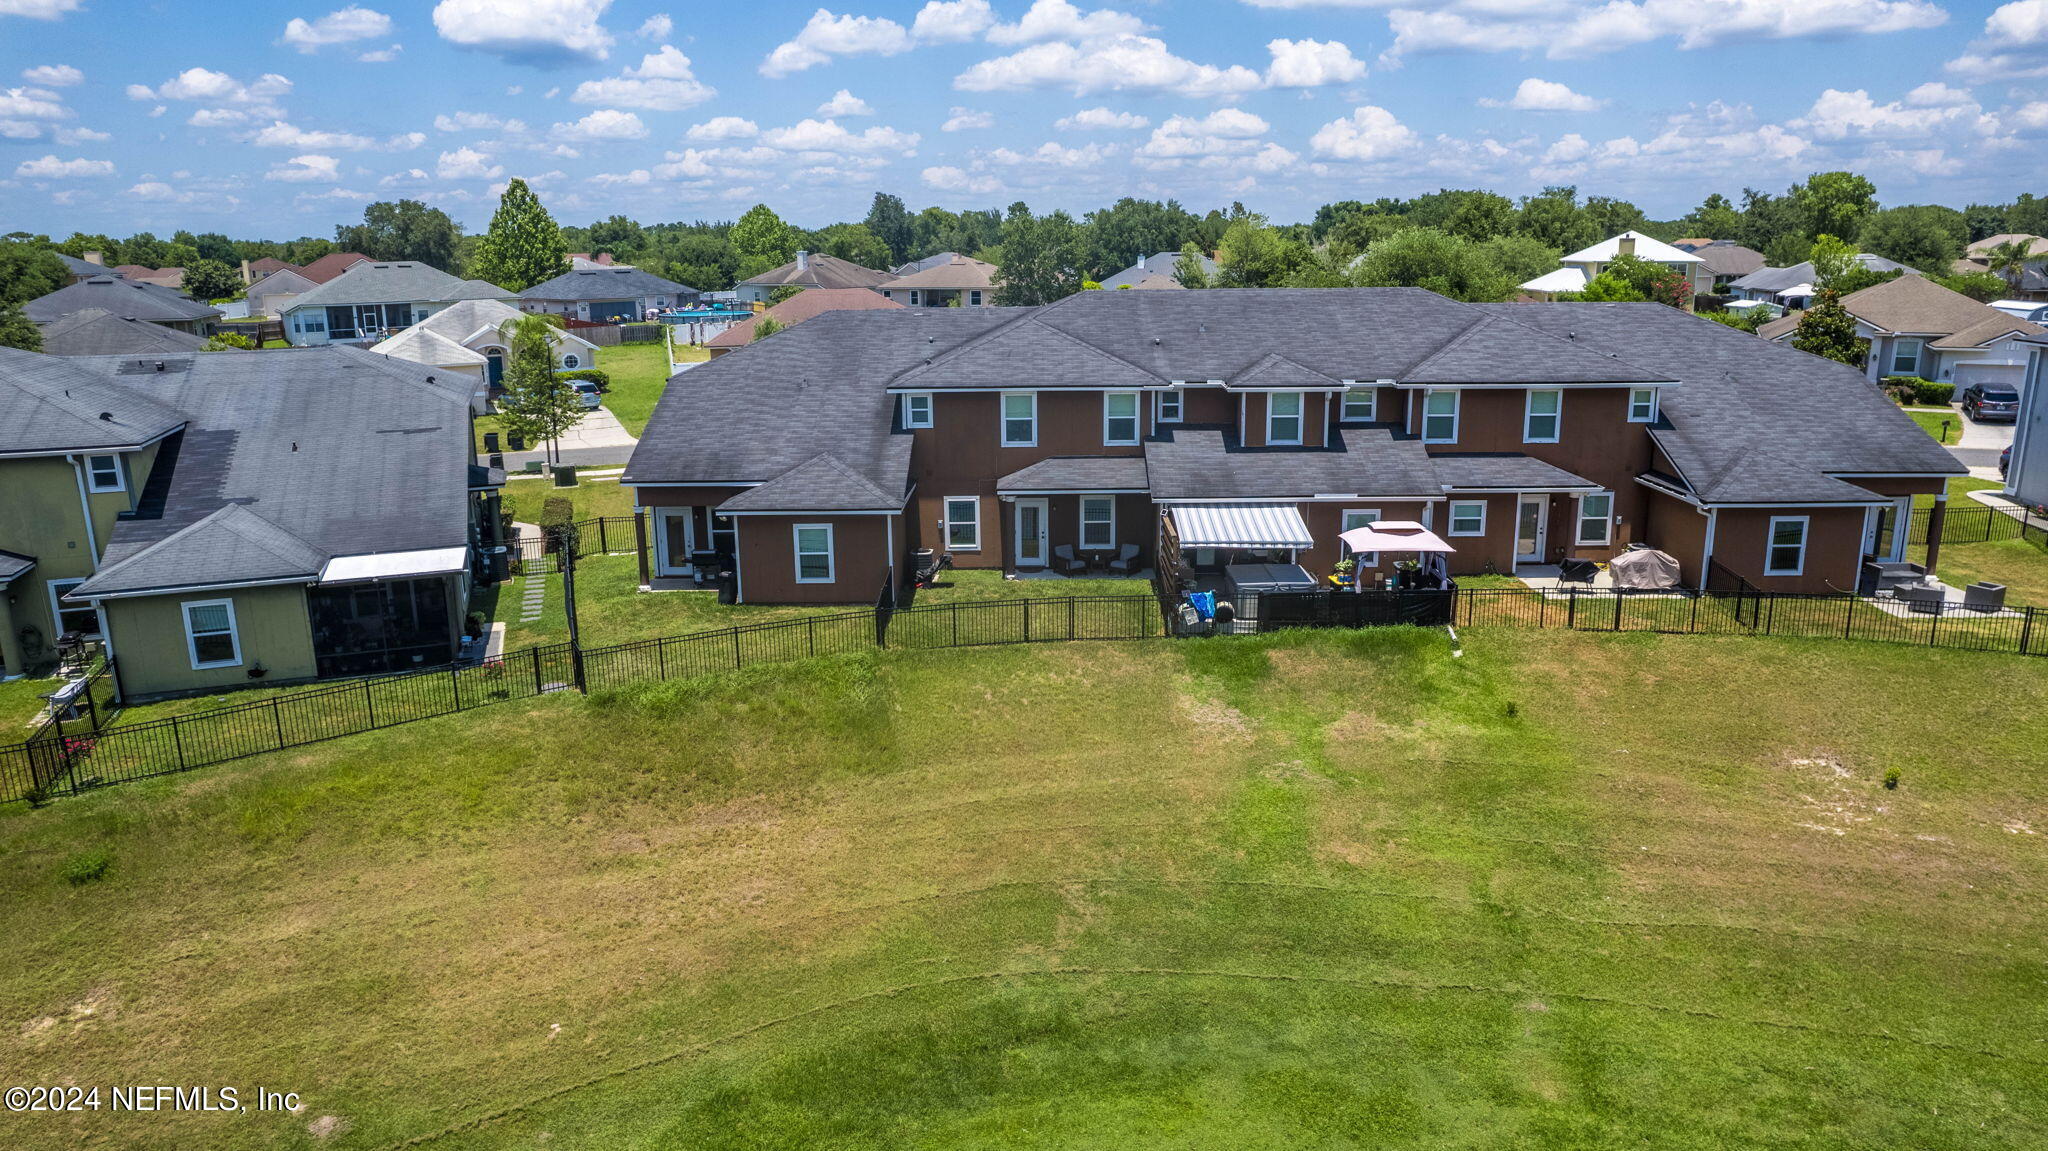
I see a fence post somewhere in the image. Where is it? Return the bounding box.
[1069,596,1076,639]
[363,677,375,727]
[273,697,285,749]
[1844,595,1855,641]
[1613,591,1624,632]
[1764,594,1775,635]
[533,645,543,695]
[450,663,461,711]
[1024,599,1032,642]
[808,617,816,657]
[171,715,186,772]
[599,517,610,555]
[952,601,960,646]
[1566,586,1577,629]
[731,628,742,670]
[1930,601,1941,647]
[2022,606,2036,656]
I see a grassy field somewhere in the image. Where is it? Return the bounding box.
[3,629,2046,1149]
[497,471,637,523]
[1937,535,2048,604]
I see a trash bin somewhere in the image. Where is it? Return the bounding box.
[716,571,737,604]
[483,431,500,453]
[486,547,509,584]
[551,465,577,487]
[487,452,504,470]
[507,431,526,451]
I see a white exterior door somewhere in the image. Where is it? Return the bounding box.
[1516,495,1548,564]
[654,508,692,576]
[1014,498,1049,567]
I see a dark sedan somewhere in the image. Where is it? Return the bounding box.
[1961,383,2020,423]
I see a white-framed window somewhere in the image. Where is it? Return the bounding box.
[1341,508,1382,566]
[1448,501,1486,536]
[1341,387,1375,422]
[944,496,980,550]
[562,354,580,369]
[1157,389,1183,423]
[1524,389,1562,443]
[1267,391,1303,445]
[1080,496,1116,549]
[1890,339,1923,377]
[909,290,922,306]
[1001,392,1037,447]
[85,453,123,493]
[1575,492,1614,546]
[1103,391,1140,445]
[181,598,242,670]
[903,392,933,429]
[1628,387,1659,423]
[1421,389,1459,444]
[793,524,835,583]
[48,578,99,636]
[969,289,983,306]
[1766,515,1808,576]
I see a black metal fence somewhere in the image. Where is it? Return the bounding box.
[1909,503,2048,547]
[507,515,641,575]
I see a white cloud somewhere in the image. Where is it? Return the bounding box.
[987,0,1148,45]
[638,13,672,40]
[432,0,614,62]
[1263,38,1365,87]
[0,86,69,121]
[131,68,291,126]
[687,115,759,140]
[1794,87,1988,140]
[550,108,648,141]
[913,0,993,42]
[988,140,1115,167]
[943,107,995,131]
[1387,0,1948,62]
[1056,106,1148,130]
[434,110,524,133]
[1309,105,1417,160]
[357,44,402,63]
[923,164,1001,194]
[1945,1,2048,78]
[55,125,108,144]
[21,64,81,86]
[759,117,921,155]
[588,168,654,185]
[282,6,393,52]
[378,167,431,186]
[15,153,111,177]
[761,9,913,77]
[1481,77,1605,112]
[2013,100,2048,130]
[1904,81,1973,107]
[817,88,873,116]
[1137,108,1275,165]
[263,153,341,182]
[957,35,1264,97]
[250,120,375,149]
[126,180,193,202]
[571,45,715,111]
[0,0,82,17]
[435,145,502,179]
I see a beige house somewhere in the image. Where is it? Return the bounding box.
[878,253,999,307]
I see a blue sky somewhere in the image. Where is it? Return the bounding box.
[2,0,2044,238]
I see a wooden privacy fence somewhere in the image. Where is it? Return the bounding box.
[3,583,2042,807]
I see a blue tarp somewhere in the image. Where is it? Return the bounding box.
[1187,591,1216,621]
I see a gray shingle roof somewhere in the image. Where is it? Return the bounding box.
[24,275,221,325]
[738,253,891,291]
[997,456,1150,492]
[889,311,1166,392]
[1476,302,1962,503]
[58,345,476,597]
[56,252,102,277]
[1429,453,1602,491]
[0,345,190,454]
[719,454,905,512]
[284,261,514,311]
[1145,425,1441,501]
[520,266,699,301]
[1404,313,1672,385]
[1099,252,1215,290]
[0,549,35,585]
[38,309,216,357]
[1730,255,1916,295]
[1231,352,1343,391]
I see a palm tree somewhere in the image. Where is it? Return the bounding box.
[1982,239,2037,295]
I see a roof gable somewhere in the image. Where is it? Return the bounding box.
[24,276,220,324]
[0,345,190,453]
[519,266,698,300]
[718,454,902,512]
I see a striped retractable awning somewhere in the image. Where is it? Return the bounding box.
[1171,503,1316,548]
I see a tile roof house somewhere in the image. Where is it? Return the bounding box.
[0,344,506,696]
[37,308,220,357]
[877,253,998,308]
[1756,273,2046,391]
[1521,232,1710,301]
[704,287,904,357]
[1099,251,1217,290]
[518,265,700,323]
[23,275,222,334]
[624,288,1959,605]
[280,261,516,345]
[734,250,891,304]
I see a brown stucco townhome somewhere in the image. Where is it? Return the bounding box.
[621,288,1963,605]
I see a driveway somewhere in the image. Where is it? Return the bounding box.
[1948,402,2014,479]
[500,404,637,470]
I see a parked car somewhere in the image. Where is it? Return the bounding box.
[569,380,603,410]
[1961,383,2020,422]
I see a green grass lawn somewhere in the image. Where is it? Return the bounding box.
[2,629,2045,1149]
[0,673,60,734]
[1904,407,1961,445]
[498,471,637,522]
[473,339,703,451]
[1937,535,2048,604]
[1915,475,2001,509]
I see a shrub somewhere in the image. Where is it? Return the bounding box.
[1883,767,1901,790]
[1913,381,1954,406]
[539,496,574,532]
[62,848,111,885]
[559,367,609,392]
[206,330,254,350]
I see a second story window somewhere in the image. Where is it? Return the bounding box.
[1525,389,1562,443]
[1001,392,1036,447]
[1422,390,1459,444]
[1341,387,1375,422]
[1267,391,1303,445]
[903,392,933,428]
[1157,389,1182,423]
[85,454,124,493]
[1104,392,1139,445]
[1628,388,1659,423]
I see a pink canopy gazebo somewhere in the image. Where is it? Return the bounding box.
[1336,520,1456,590]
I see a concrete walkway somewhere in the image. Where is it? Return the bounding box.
[501,404,637,470]
[1945,402,2014,478]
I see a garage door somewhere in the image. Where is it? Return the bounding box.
[587,300,637,323]
[1952,363,2023,388]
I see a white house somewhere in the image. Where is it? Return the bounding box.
[281,261,516,346]
[2006,335,2048,507]
[245,267,317,319]
[1520,232,1709,302]
[371,298,599,401]
[1756,273,2045,391]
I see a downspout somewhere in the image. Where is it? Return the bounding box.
[91,600,125,703]
[65,454,102,569]
[1698,508,1718,591]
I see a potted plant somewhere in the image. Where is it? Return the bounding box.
[1330,557,1356,587]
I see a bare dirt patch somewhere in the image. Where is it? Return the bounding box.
[1782,754,1890,837]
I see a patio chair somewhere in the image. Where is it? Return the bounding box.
[1107,543,1143,575]
[1894,584,1944,614]
[1963,581,2007,613]
[1052,544,1089,575]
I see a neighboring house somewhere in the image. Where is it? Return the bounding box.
[242,256,295,285]
[1755,274,2045,391]
[876,253,999,308]
[704,287,904,358]
[1728,254,1918,309]
[111,264,186,290]
[1674,240,1766,291]
[1099,251,1217,290]
[23,275,222,335]
[37,308,217,357]
[54,252,104,283]
[280,261,515,345]
[1953,234,2048,301]
[734,251,890,304]
[296,251,372,284]
[518,266,700,323]
[245,267,318,318]
[0,344,505,696]
[373,297,599,393]
[568,252,622,271]
[623,289,1959,604]
[1520,232,1710,302]
[2006,334,2048,507]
